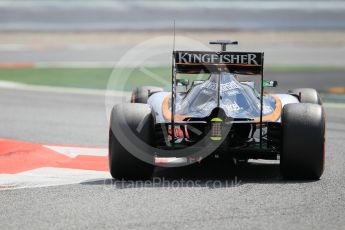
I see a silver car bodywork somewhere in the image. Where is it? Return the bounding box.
[148,73,298,123]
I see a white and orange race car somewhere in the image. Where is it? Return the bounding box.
[109,40,325,180]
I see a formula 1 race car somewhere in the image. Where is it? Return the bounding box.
[109,40,325,180]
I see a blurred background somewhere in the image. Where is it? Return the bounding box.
[0,0,344,100]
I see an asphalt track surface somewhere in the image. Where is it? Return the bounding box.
[0,74,345,229]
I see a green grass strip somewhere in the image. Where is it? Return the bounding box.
[0,65,344,90]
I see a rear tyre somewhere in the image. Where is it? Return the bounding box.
[131,86,163,103]
[109,103,155,179]
[280,103,325,180]
[289,88,322,105]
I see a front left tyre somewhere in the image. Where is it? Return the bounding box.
[131,86,163,104]
[109,103,155,179]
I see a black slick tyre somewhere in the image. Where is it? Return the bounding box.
[289,88,322,105]
[109,103,155,179]
[280,103,325,180]
[131,86,163,104]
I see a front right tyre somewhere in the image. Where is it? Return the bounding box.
[289,88,322,105]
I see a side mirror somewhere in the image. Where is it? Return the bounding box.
[176,79,189,91]
[176,79,189,87]
[263,80,278,87]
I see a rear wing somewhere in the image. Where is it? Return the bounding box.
[174,51,264,75]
